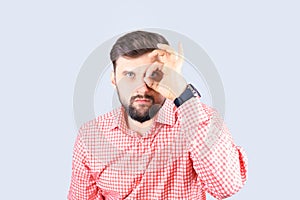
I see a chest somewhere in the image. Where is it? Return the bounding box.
[89,128,194,198]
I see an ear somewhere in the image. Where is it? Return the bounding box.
[110,71,116,87]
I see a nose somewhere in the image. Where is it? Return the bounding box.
[136,80,151,94]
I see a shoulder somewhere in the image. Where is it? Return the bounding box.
[77,108,120,138]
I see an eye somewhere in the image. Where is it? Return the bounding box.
[151,71,158,77]
[149,70,163,82]
[125,71,135,78]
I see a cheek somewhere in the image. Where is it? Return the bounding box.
[116,81,137,103]
[116,77,143,96]
[117,82,135,97]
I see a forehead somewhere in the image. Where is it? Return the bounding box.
[115,53,155,72]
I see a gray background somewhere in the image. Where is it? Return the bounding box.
[0,0,299,199]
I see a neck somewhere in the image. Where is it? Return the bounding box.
[125,113,155,136]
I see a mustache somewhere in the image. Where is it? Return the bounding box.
[130,94,154,102]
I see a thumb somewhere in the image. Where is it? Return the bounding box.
[144,76,159,91]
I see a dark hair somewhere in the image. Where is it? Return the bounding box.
[110,30,169,71]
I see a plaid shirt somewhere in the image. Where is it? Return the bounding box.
[68,97,247,200]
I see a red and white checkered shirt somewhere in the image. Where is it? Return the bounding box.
[68,97,247,200]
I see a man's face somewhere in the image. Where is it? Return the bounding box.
[112,53,165,123]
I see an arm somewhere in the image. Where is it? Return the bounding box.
[178,97,248,199]
[68,130,103,200]
[145,43,247,197]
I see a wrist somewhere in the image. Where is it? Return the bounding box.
[174,84,201,107]
[173,84,188,100]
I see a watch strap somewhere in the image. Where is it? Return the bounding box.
[174,84,201,107]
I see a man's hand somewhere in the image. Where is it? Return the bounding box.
[144,43,187,101]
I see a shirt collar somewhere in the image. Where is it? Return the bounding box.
[110,106,127,131]
[155,99,176,126]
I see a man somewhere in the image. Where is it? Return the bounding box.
[68,30,247,199]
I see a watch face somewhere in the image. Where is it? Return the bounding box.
[188,84,201,97]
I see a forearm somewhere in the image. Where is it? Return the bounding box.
[191,129,248,199]
[176,97,248,198]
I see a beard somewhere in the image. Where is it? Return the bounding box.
[120,94,162,123]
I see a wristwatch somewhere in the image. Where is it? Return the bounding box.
[174,84,201,107]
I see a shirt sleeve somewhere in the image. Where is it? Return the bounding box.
[68,129,104,200]
[177,97,248,199]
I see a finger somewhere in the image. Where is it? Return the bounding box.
[177,42,184,67]
[148,49,166,58]
[144,76,159,90]
[178,42,184,58]
[145,61,163,78]
[157,43,175,54]
[158,43,182,66]
[148,50,169,64]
